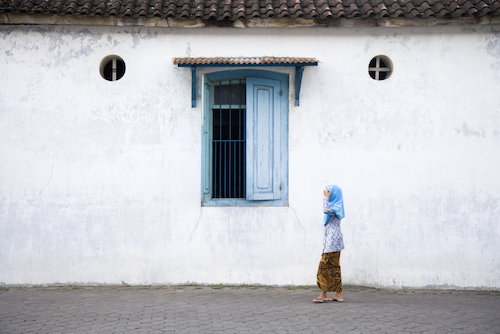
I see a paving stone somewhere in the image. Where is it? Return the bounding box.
[1,286,500,334]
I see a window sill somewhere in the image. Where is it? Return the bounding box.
[202,198,288,207]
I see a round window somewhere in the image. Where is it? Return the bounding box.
[368,56,392,81]
[100,56,126,81]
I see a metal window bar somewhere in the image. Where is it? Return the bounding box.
[212,79,246,199]
[369,56,391,80]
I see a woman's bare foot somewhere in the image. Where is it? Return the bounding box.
[313,292,333,303]
[333,292,344,302]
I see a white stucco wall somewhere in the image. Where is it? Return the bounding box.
[0,23,499,289]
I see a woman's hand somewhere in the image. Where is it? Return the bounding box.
[323,189,331,198]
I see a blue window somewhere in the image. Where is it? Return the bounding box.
[201,70,289,207]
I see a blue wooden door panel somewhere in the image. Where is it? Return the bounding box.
[201,75,213,201]
[246,77,281,200]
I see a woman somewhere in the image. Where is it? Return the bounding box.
[314,184,345,303]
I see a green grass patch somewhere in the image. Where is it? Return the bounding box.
[210,284,223,290]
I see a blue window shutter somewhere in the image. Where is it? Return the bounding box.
[246,77,281,200]
[201,76,213,201]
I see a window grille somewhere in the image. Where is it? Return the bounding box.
[101,56,126,81]
[212,79,246,198]
[369,56,392,80]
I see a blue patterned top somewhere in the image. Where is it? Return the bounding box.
[322,197,345,253]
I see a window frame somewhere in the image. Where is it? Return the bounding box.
[368,55,392,81]
[201,69,289,207]
[100,55,126,81]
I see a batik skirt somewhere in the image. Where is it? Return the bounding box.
[316,251,342,293]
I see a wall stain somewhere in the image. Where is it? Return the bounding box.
[455,123,485,138]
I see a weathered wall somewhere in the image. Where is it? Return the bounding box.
[0,24,499,289]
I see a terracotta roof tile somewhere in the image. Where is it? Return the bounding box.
[173,56,319,65]
[1,0,499,20]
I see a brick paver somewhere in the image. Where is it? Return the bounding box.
[0,285,499,333]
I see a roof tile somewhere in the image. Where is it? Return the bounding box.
[1,0,499,20]
[173,56,319,65]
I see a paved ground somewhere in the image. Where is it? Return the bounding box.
[0,285,499,334]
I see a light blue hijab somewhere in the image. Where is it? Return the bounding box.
[324,185,345,225]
